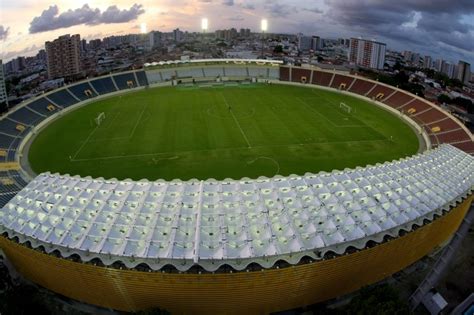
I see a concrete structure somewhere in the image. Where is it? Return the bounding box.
[456,60,471,85]
[424,56,432,69]
[45,34,82,79]
[349,38,386,69]
[0,60,8,106]
[298,34,312,51]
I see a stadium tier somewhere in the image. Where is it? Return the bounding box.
[176,67,205,78]
[67,82,98,100]
[89,77,117,95]
[0,134,15,150]
[312,70,334,86]
[348,78,377,95]
[330,74,355,90]
[112,72,138,90]
[6,107,45,126]
[158,69,177,81]
[247,67,270,78]
[0,118,29,135]
[27,97,58,116]
[0,61,473,314]
[203,66,224,77]
[135,71,149,86]
[47,89,80,107]
[291,68,311,83]
[224,66,248,77]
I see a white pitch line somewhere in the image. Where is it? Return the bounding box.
[70,138,391,162]
[221,93,252,148]
[129,105,147,138]
[71,124,100,160]
[247,156,280,176]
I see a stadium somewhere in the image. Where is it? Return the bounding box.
[0,59,473,314]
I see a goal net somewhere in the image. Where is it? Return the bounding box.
[339,102,353,114]
[95,112,106,126]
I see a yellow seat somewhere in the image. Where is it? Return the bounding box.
[126,80,135,88]
[0,178,14,185]
[431,126,441,133]
[84,89,93,97]
[339,83,346,90]
[0,150,6,157]
[376,93,384,100]
[407,108,416,115]
[47,104,56,111]
[16,124,26,132]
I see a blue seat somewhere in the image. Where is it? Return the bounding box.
[68,82,98,101]
[27,98,56,116]
[113,73,138,90]
[8,107,45,125]
[47,90,79,107]
[90,77,117,95]
[135,71,149,86]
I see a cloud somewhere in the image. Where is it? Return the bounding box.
[305,8,324,14]
[0,44,39,60]
[222,0,234,6]
[264,2,298,18]
[241,3,255,10]
[29,4,145,34]
[324,0,474,62]
[228,15,244,21]
[0,25,9,40]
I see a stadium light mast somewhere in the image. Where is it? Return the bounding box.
[260,19,268,58]
[201,18,209,33]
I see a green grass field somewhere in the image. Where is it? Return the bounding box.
[28,84,419,180]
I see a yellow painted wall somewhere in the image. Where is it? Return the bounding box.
[1,195,472,314]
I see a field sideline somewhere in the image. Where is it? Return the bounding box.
[28,84,419,180]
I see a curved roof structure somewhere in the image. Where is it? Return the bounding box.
[1,144,473,271]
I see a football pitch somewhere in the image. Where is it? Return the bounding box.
[28,84,420,180]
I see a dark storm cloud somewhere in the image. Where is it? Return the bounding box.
[324,0,474,61]
[29,4,145,34]
[222,0,234,6]
[0,26,9,40]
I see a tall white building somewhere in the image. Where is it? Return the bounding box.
[0,60,7,106]
[349,38,386,70]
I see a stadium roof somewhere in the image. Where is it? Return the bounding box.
[1,144,473,271]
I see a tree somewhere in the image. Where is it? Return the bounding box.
[342,284,411,315]
[437,94,451,104]
[273,45,283,54]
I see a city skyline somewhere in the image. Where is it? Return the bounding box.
[1,0,474,65]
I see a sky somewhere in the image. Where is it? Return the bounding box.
[0,0,473,65]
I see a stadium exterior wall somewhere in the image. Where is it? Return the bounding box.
[0,195,471,314]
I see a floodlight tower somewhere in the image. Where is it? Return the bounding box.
[201,18,209,52]
[201,18,209,33]
[260,19,268,58]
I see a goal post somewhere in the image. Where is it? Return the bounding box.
[95,112,106,126]
[339,102,353,114]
